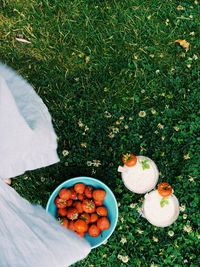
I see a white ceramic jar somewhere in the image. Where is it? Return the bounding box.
[118,156,159,194]
[142,190,180,227]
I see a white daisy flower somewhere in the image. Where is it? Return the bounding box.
[184,225,192,233]
[120,237,127,244]
[62,150,69,156]
[121,256,129,263]
[168,230,174,237]
[180,204,186,212]
[138,111,146,117]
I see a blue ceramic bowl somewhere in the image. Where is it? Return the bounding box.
[46,176,118,248]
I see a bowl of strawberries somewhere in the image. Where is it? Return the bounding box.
[46,176,118,248]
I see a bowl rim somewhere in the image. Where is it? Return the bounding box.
[46,176,119,248]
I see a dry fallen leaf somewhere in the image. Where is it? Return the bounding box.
[85,56,90,63]
[15,37,31,44]
[176,5,185,10]
[175,39,190,51]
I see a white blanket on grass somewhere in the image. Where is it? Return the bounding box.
[0,63,91,267]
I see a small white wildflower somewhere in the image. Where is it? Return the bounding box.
[189,15,193,18]
[136,228,144,234]
[74,77,79,82]
[62,150,69,156]
[78,120,84,127]
[120,216,124,223]
[170,67,175,72]
[141,89,145,93]
[165,19,169,25]
[196,234,200,239]
[110,127,119,133]
[129,117,133,120]
[119,116,124,120]
[104,111,112,118]
[187,64,192,69]
[184,225,192,233]
[116,120,121,125]
[80,142,87,148]
[40,177,46,182]
[151,263,158,267]
[129,203,137,208]
[153,236,159,242]
[173,126,180,131]
[140,146,147,152]
[160,152,165,156]
[188,176,194,182]
[120,237,127,244]
[108,132,115,138]
[155,69,160,74]
[161,136,165,140]
[102,254,107,258]
[160,93,166,96]
[91,169,96,175]
[139,135,143,138]
[136,207,143,215]
[92,160,101,167]
[151,109,157,114]
[86,161,93,167]
[180,204,186,212]
[184,259,188,263]
[189,31,195,36]
[124,125,129,129]
[117,202,121,207]
[157,123,164,129]
[183,154,190,160]
[138,111,146,117]
[193,54,198,60]
[84,126,89,131]
[121,256,129,263]
[154,130,159,134]
[183,214,187,219]
[168,230,174,237]
[117,254,123,260]
[149,54,155,58]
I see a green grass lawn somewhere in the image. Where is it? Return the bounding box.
[0,0,199,266]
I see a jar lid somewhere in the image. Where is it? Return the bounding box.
[142,190,179,227]
[119,156,159,194]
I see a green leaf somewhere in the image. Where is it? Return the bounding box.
[160,198,169,207]
[140,159,150,170]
